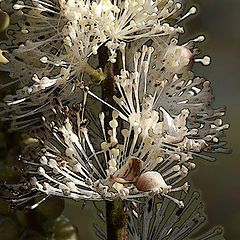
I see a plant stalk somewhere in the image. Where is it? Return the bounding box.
[106,199,128,240]
[99,46,129,240]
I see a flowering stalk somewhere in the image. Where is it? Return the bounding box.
[0,1,230,239]
[106,199,128,240]
[99,45,128,240]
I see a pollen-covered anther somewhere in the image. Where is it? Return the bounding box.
[119,187,130,198]
[101,142,109,151]
[72,163,83,173]
[112,182,123,192]
[85,177,93,186]
[180,165,188,177]
[184,162,196,170]
[170,154,181,161]
[94,180,109,195]
[30,177,38,186]
[109,119,118,129]
[13,2,25,10]
[48,159,58,169]
[162,165,181,177]
[110,148,120,159]
[107,159,118,176]
[65,147,75,157]
[38,166,46,175]
[177,6,197,23]
[40,156,48,165]
[66,181,77,192]
[59,184,71,196]
[40,56,48,64]
[191,35,205,43]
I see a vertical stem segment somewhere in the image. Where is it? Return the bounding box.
[106,199,128,240]
[99,46,129,240]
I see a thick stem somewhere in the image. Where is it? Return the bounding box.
[106,199,128,240]
[99,46,129,240]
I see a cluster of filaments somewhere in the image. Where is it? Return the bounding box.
[127,192,224,240]
[28,105,191,207]
[0,1,229,208]
[0,0,195,93]
[26,44,226,207]
[0,0,205,130]
[12,0,184,62]
[0,0,193,129]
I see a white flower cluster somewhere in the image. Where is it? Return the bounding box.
[11,0,183,62]
[23,103,191,206]
[0,0,187,129]
[0,0,229,208]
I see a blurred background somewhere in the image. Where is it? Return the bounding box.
[0,0,240,239]
[186,0,240,239]
[64,0,240,239]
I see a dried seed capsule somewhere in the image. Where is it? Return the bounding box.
[135,171,171,193]
[113,156,143,182]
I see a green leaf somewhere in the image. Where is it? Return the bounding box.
[0,10,9,32]
[45,216,79,240]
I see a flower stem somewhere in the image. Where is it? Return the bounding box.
[106,199,128,240]
[99,46,129,240]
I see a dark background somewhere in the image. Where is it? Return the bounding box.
[188,0,240,239]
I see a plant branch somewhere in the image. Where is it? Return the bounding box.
[99,46,129,240]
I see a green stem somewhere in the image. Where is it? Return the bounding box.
[84,63,106,84]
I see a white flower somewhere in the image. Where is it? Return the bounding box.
[1,0,184,69]
[16,104,192,208]
[0,1,229,211]
[113,44,229,156]
[0,0,199,130]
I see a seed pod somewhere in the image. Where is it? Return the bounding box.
[135,171,171,193]
[113,156,143,182]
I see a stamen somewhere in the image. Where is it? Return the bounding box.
[194,56,211,65]
[177,6,197,23]
[163,194,184,208]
